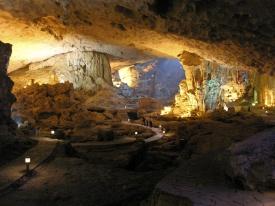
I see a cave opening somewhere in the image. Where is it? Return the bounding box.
[113,58,185,110]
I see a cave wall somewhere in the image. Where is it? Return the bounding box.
[0,41,16,137]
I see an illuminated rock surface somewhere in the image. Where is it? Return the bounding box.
[10,51,113,92]
[12,82,129,132]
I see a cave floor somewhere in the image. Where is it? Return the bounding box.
[0,111,274,206]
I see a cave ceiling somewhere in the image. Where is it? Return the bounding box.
[0,0,274,74]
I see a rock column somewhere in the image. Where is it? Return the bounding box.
[58,51,113,91]
[0,41,16,137]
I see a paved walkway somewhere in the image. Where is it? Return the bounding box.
[0,137,59,192]
[121,121,164,143]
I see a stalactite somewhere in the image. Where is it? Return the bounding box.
[164,51,254,117]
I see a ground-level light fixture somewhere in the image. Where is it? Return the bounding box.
[265,110,269,114]
[25,156,31,173]
[162,130,166,134]
[51,130,55,135]
[135,131,138,135]
[159,125,162,129]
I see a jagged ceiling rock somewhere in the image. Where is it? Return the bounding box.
[0,0,274,74]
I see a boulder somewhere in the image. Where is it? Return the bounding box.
[227,128,275,191]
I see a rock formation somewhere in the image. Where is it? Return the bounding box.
[0,41,16,137]
[166,51,261,117]
[227,128,275,191]
[10,51,113,92]
[63,51,113,91]
[12,82,128,133]
[254,73,275,107]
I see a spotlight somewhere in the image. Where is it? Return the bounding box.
[25,156,31,173]
[162,130,166,134]
[51,130,55,135]
[134,131,138,135]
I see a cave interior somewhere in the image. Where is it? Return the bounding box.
[0,0,275,205]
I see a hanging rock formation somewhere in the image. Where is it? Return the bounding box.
[62,51,113,91]
[0,41,16,137]
[169,51,254,117]
[11,51,113,92]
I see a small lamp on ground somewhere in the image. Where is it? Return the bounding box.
[51,130,55,135]
[25,156,31,173]
[134,131,138,135]
[162,130,166,134]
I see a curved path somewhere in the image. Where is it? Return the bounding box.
[0,137,60,196]
[0,122,163,197]
[121,121,164,143]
